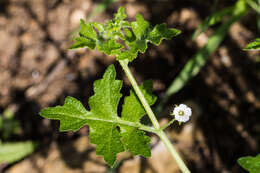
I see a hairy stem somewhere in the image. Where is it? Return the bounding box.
[157,131,191,173]
[119,59,190,173]
[161,119,176,130]
[119,59,161,129]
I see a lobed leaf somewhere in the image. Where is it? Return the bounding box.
[148,23,181,45]
[114,6,127,21]
[79,19,97,40]
[97,39,123,55]
[70,7,181,62]
[121,80,156,157]
[69,37,96,50]
[40,96,90,132]
[40,65,157,167]
[131,14,150,40]
[238,154,260,173]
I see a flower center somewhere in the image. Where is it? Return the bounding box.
[178,110,184,116]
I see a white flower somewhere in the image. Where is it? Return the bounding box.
[171,104,192,123]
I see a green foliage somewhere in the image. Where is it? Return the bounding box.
[42,6,190,171]
[0,141,36,164]
[244,38,260,50]
[69,0,119,41]
[238,154,260,173]
[70,7,181,62]
[0,109,35,165]
[0,109,21,140]
[40,65,157,167]
[121,80,156,157]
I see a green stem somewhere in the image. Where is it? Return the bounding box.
[119,59,190,173]
[161,119,176,130]
[119,59,161,129]
[157,131,191,173]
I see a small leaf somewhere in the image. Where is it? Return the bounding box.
[123,28,136,42]
[148,23,181,45]
[244,38,260,50]
[70,20,98,50]
[91,22,105,33]
[116,50,137,61]
[79,19,97,40]
[121,80,156,157]
[131,14,150,39]
[114,6,127,21]
[0,141,36,164]
[97,39,123,55]
[122,80,156,123]
[69,37,96,50]
[40,96,90,132]
[238,154,260,173]
[129,39,147,53]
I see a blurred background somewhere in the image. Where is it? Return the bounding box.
[0,0,259,172]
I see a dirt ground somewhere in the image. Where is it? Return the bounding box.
[0,0,260,172]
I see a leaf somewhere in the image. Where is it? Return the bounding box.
[97,39,123,55]
[70,20,98,50]
[123,28,136,42]
[116,50,137,62]
[69,37,96,50]
[121,80,156,157]
[128,13,181,58]
[244,38,260,50]
[40,65,156,167]
[40,96,90,132]
[131,14,150,40]
[148,23,181,45]
[121,79,156,118]
[79,19,97,40]
[70,7,181,62]
[238,154,260,173]
[114,6,127,21]
[0,141,36,164]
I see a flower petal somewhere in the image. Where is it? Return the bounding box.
[184,107,192,117]
[179,104,187,109]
